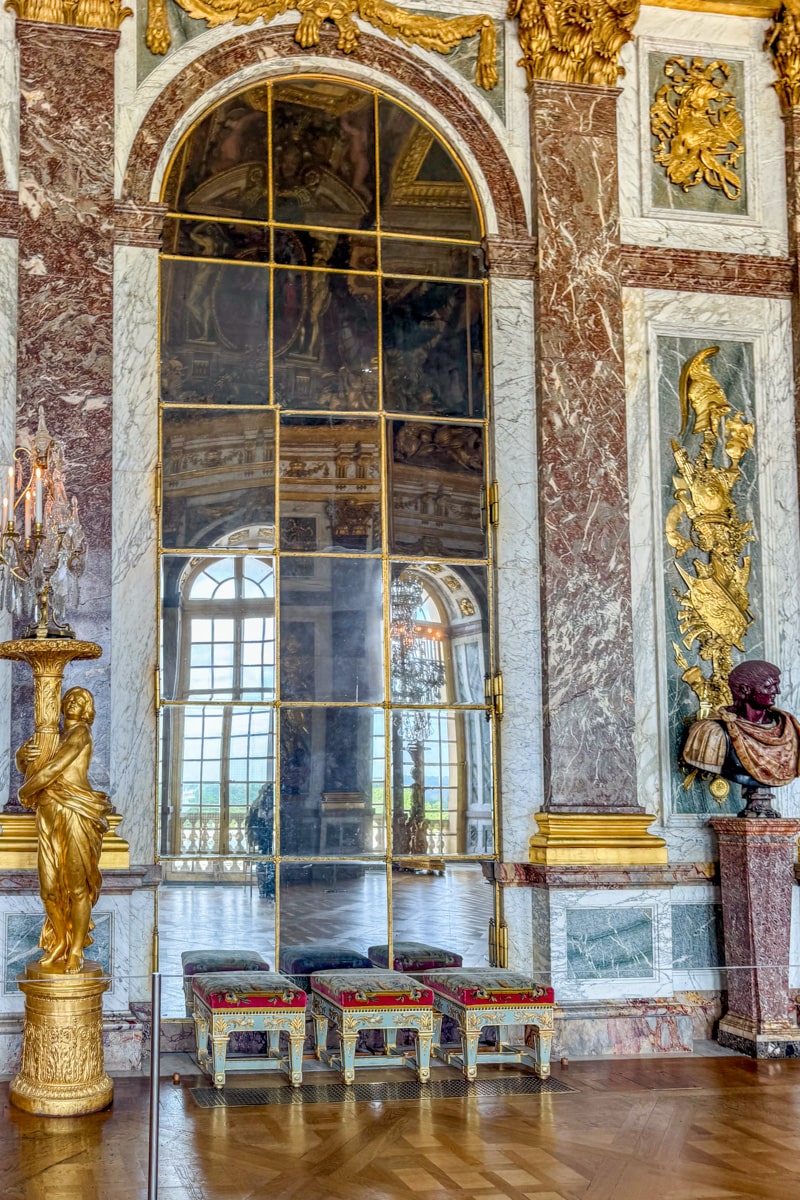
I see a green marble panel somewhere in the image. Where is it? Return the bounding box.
[4,913,112,993]
[648,52,747,217]
[658,336,762,816]
[565,907,654,981]
[671,903,725,970]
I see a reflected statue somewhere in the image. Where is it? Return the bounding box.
[16,688,111,973]
[681,661,800,818]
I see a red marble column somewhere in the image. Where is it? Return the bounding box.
[711,817,800,1057]
[8,22,118,803]
[530,81,640,814]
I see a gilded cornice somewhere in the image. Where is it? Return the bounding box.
[5,0,131,30]
[766,3,800,111]
[508,0,640,87]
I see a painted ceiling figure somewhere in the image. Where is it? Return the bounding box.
[681,660,800,818]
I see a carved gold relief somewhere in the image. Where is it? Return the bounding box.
[146,0,498,89]
[666,346,755,742]
[766,3,800,111]
[507,0,639,87]
[650,58,744,201]
[5,0,132,29]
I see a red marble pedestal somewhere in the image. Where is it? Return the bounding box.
[711,817,800,1058]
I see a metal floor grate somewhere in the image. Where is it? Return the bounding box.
[191,1073,576,1108]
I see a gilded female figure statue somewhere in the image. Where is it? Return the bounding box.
[16,687,111,974]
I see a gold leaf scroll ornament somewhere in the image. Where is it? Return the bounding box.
[666,347,755,796]
[146,0,498,90]
[766,2,800,111]
[506,0,639,87]
[650,57,744,201]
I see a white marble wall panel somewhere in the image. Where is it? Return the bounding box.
[502,885,534,973]
[670,882,724,991]
[0,892,134,1015]
[0,11,18,190]
[114,16,530,234]
[624,288,799,862]
[0,237,17,808]
[492,277,542,859]
[547,887,673,1002]
[111,245,159,867]
[619,9,787,256]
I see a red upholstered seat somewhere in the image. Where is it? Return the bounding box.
[191,971,306,1011]
[311,969,434,1008]
[421,970,554,1007]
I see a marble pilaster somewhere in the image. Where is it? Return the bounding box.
[712,817,800,1057]
[529,80,638,815]
[10,22,119,805]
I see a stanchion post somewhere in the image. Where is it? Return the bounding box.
[148,972,162,1200]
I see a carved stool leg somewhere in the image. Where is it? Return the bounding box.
[531,1023,552,1079]
[496,1024,509,1049]
[433,1013,443,1048]
[287,1033,304,1087]
[211,1032,230,1089]
[383,1029,397,1055]
[193,1010,210,1066]
[415,1032,432,1083]
[340,1032,358,1085]
[266,1029,281,1056]
[459,1026,480,1081]
[313,1011,328,1060]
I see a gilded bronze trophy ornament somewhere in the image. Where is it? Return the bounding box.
[0,413,118,1116]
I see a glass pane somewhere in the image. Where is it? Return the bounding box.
[173,88,269,219]
[161,556,276,701]
[273,268,378,411]
[161,408,276,550]
[279,861,388,961]
[390,709,493,857]
[383,279,485,418]
[160,259,269,406]
[378,98,480,239]
[271,80,376,230]
[279,416,381,552]
[391,563,489,704]
[279,558,384,702]
[158,877,276,1018]
[158,704,276,858]
[381,239,485,280]
[278,707,385,856]
[391,863,494,969]
[389,421,486,559]
[274,228,377,271]
[162,219,269,262]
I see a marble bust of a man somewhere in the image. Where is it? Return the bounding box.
[681,660,800,817]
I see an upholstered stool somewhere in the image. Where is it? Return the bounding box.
[181,949,270,1018]
[368,942,462,972]
[191,971,306,1089]
[422,970,555,1081]
[278,944,372,996]
[310,969,434,1084]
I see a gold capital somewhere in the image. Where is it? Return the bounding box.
[5,0,132,31]
[508,0,640,87]
[766,3,800,111]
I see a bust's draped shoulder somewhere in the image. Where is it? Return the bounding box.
[682,718,728,773]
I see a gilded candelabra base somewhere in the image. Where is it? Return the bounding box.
[9,960,113,1116]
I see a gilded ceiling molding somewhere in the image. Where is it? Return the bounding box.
[507,0,639,87]
[5,0,131,29]
[766,3,800,111]
[146,0,499,90]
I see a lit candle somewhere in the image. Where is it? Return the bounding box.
[7,466,14,520]
[24,489,32,539]
[2,495,7,528]
[35,468,42,524]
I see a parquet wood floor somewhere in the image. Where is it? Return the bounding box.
[4,1056,800,1200]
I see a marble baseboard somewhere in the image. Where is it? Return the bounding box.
[718,1017,800,1059]
[547,1000,695,1058]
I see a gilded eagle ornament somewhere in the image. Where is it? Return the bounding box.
[146,0,498,90]
[650,57,744,201]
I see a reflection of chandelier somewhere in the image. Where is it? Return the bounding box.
[390,571,445,743]
[0,408,87,638]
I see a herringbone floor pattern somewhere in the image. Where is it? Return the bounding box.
[4,1056,800,1199]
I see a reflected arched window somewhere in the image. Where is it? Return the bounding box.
[157,77,496,895]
